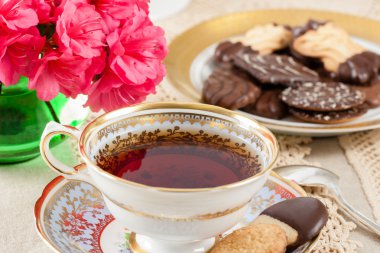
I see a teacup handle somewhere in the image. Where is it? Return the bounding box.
[40,121,83,179]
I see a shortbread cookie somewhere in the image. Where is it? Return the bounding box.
[215,41,248,63]
[260,197,328,251]
[210,224,287,253]
[280,82,365,111]
[289,104,368,124]
[292,22,365,72]
[337,51,380,85]
[203,65,262,109]
[233,48,319,86]
[243,89,288,119]
[231,23,292,55]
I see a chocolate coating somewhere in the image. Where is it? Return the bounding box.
[337,51,380,85]
[290,104,368,124]
[244,89,288,119]
[215,41,248,63]
[203,65,262,110]
[261,197,328,250]
[281,82,366,112]
[352,79,380,108]
[292,19,327,38]
[233,48,319,86]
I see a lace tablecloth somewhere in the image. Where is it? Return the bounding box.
[0,1,379,252]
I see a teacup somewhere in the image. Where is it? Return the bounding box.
[40,102,279,253]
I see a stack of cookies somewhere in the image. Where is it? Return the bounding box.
[210,197,328,253]
[202,20,380,124]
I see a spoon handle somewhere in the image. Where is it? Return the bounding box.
[334,189,380,237]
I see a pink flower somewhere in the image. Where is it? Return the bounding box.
[91,0,149,33]
[85,67,162,112]
[0,27,45,86]
[107,8,167,86]
[0,0,38,32]
[28,50,105,100]
[55,1,106,58]
[30,0,52,23]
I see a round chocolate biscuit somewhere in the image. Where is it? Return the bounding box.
[215,41,248,63]
[203,66,262,110]
[281,82,365,112]
[289,104,368,124]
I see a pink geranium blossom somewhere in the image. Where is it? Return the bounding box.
[55,1,106,58]
[85,67,160,112]
[107,8,167,85]
[0,0,38,31]
[0,0,167,112]
[0,27,45,86]
[91,0,149,33]
[28,50,105,100]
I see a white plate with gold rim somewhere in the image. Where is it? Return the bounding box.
[34,172,319,253]
[165,9,380,137]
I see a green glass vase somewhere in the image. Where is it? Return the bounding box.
[0,77,89,163]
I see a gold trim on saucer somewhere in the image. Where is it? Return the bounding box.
[34,171,317,253]
[165,9,380,132]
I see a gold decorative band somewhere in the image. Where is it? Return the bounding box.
[104,194,249,221]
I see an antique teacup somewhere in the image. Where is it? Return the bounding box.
[40,103,279,253]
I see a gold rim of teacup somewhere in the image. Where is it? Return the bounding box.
[78,102,280,193]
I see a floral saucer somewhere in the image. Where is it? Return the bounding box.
[35,172,315,253]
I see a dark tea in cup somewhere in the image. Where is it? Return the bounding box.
[94,129,263,189]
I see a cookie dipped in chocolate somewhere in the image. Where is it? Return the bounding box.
[215,41,248,63]
[233,47,319,86]
[337,51,380,85]
[203,64,262,110]
[244,89,288,119]
[261,197,328,251]
[289,20,326,68]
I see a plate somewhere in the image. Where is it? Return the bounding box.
[34,172,318,253]
[165,9,380,136]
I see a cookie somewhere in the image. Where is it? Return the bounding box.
[260,197,328,251]
[290,104,368,124]
[289,20,327,68]
[243,89,288,119]
[210,223,287,253]
[352,79,380,108]
[337,51,380,85]
[215,41,248,63]
[231,23,292,55]
[280,82,365,112]
[292,22,365,72]
[203,65,262,110]
[233,48,319,86]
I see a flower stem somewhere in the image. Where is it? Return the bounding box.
[45,101,61,124]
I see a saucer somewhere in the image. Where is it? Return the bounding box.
[35,172,316,253]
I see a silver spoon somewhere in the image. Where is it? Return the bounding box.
[274,164,380,237]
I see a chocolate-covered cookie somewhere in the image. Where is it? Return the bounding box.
[289,20,327,68]
[244,89,288,119]
[259,197,328,251]
[281,82,365,112]
[203,65,262,110]
[352,79,380,108]
[215,41,248,63]
[233,48,319,86]
[337,51,380,85]
[289,104,368,124]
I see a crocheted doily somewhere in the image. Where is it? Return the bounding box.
[339,131,380,222]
